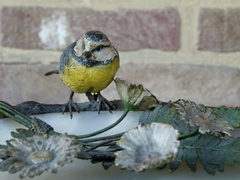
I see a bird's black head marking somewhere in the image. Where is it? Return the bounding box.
[85,31,109,43]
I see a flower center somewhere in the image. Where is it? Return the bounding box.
[29,150,54,164]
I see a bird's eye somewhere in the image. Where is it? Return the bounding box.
[95,46,103,51]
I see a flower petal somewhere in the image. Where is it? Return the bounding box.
[114,78,159,111]
[115,122,179,171]
[0,133,82,178]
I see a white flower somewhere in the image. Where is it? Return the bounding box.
[115,122,179,172]
[114,78,159,110]
[0,133,82,179]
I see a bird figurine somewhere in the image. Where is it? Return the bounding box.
[45,30,120,118]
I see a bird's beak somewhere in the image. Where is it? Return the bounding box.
[82,51,92,58]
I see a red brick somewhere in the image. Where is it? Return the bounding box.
[1,7,42,49]
[1,7,180,51]
[67,8,180,51]
[198,8,240,52]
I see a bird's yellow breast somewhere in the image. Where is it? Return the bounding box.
[59,56,119,93]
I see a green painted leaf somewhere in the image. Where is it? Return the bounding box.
[213,106,240,128]
[139,102,197,134]
[10,128,35,139]
[169,134,240,175]
[139,102,240,174]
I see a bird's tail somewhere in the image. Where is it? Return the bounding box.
[45,70,59,76]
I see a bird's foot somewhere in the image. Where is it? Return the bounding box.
[97,92,116,114]
[62,91,79,119]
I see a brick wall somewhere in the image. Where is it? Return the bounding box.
[1,0,240,107]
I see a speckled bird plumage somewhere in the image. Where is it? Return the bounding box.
[59,31,119,94]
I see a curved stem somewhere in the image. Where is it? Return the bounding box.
[81,132,124,143]
[83,142,117,148]
[85,138,119,152]
[76,110,129,139]
[0,101,34,128]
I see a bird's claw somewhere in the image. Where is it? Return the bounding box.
[63,91,79,119]
[85,92,115,113]
[62,100,80,119]
[97,93,116,114]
